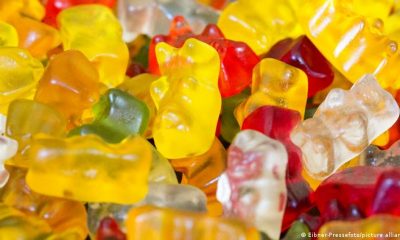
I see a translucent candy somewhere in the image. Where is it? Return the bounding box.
[26,135,152,204]
[292,75,399,180]
[58,4,129,86]
[0,21,18,47]
[88,183,207,235]
[235,58,308,125]
[151,38,221,159]
[217,130,288,239]
[298,0,400,89]
[0,47,43,113]
[117,0,219,42]
[218,0,302,55]
[126,205,260,240]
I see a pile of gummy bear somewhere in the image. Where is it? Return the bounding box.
[2,0,400,239]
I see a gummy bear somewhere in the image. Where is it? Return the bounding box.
[96,217,126,240]
[217,130,288,239]
[26,134,152,204]
[291,74,399,180]
[217,0,302,55]
[319,215,400,240]
[149,18,260,97]
[34,50,100,128]
[6,99,67,167]
[0,167,88,239]
[9,16,61,59]
[298,0,400,89]
[266,36,334,97]
[0,203,53,240]
[126,205,260,240]
[171,138,227,216]
[314,166,400,223]
[0,21,18,47]
[0,0,45,21]
[43,0,116,27]
[88,183,207,236]
[0,47,43,113]
[151,38,221,159]
[69,89,150,143]
[58,4,129,86]
[117,0,219,42]
[235,58,308,125]
[242,106,314,230]
[118,74,158,138]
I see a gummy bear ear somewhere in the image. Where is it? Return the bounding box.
[182,38,220,85]
[150,76,170,109]
[155,42,178,72]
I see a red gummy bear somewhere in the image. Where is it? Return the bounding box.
[266,36,334,98]
[315,166,400,222]
[148,16,260,98]
[96,217,126,240]
[43,0,116,27]
[241,105,314,231]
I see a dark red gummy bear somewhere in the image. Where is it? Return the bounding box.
[242,106,303,179]
[96,217,126,240]
[241,106,314,231]
[148,16,260,98]
[43,0,116,27]
[314,166,400,223]
[266,36,334,97]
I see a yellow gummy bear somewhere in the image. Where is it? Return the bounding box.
[235,58,308,126]
[385,10,400,43]
[0,0,44,21]
[0,21,18,47]
[0,47,44,113]
[58,4,129,87]
[217,0,302,55]
[26,134,152,204]
[151,38,221,159]
[298,0,400,89]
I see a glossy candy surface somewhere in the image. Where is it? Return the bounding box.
[217,130,288,239]
[291,75,399,180]
[298,0,400,89]
[218,0,302,55]
[0,21,18,47]
[0,167,88,238]
[70,89,150,143]
[235,58,308,125]
[149,19,260,97]
[6,99,67,167]
[43,0,116,27]
[319,215,400,240]
[88,183,207,235]
[242,106,314,230]
[117,0,219,42]
[117,74,159,138]
[126,206,260,240]
[26,135,152,204]
[0,48,43,113]
[171,138,227,215]
[266,36,334,97]
[151,38,221,159]
[9,16,61,59]
[58,4,129,86]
